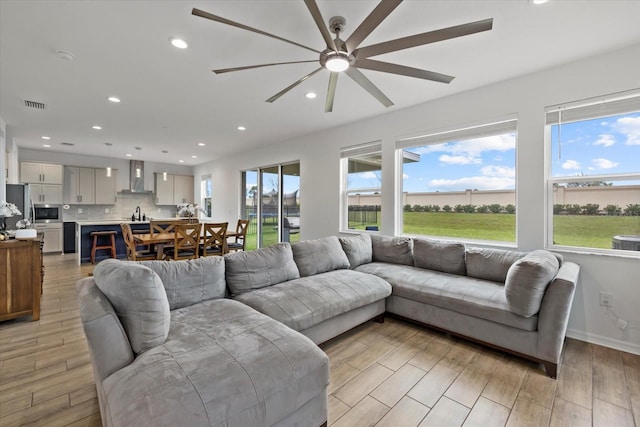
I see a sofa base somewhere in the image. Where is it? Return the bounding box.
[386,295,559,378]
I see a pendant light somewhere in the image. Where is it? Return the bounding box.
[105,143,113,177]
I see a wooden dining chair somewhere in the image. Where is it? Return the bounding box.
[227,219,250,252]
[165,223,202,261]
[200,222,228,257]
[121,223,156,261]
[150,220,178,236]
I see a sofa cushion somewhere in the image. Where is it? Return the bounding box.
[93,259,170,355]
[356,262,538,331]
[138,256,226,310]
[371,234,413,266]
[505,250,560,317]
[225,242,300,296]
[292,236,350,277]
[413,238,466,275]
[102,299,329,427]
[233,269,392,332]
[338,233,373,269]
[465,247,526,283]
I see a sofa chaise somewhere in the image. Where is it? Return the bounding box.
[77,234,579,426]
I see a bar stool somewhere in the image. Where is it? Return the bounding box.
[91,231,117,264]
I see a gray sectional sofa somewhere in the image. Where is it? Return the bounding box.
[77,233,579,427]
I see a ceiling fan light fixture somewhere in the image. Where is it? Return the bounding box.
[325,55,349,72]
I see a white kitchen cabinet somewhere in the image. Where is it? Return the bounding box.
[174,175,194,204]
[34,223,63,253]
[20,162,63,184]
[64,167,95,204]
[94,168,117,205]
[155,173,174,205]
[32,184,63,204]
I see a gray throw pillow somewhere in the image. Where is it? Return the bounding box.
[505,250,560,317]
[466,247,526,283]
[292,236,350,277]
[413,238,466,275]
[93,259,170,355]
[370,234,414,266]
[338,234,373,269]
[225,242,300,295]
[138,256,226,310]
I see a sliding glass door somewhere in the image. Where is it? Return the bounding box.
[241,162,300,250]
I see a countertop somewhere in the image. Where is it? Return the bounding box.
[74,218,179,226]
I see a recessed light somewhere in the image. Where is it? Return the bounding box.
[92,125,102,130]
[126,153,132,157]
[170,37,188,49]
[191,155,197,159]
[179,160,185,163]
[42,144,51,148]
[530,0,549,4]
[56,50,75,61]
[305,92,317,99]
[107,96,121,103]
[198,142,205,146]
[237,126,246,131]
[41,136,51,140]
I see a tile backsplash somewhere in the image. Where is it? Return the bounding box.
[62,192,177,221]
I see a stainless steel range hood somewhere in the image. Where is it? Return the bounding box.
[122,160,152,193]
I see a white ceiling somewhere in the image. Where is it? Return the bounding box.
[2,0,640,166]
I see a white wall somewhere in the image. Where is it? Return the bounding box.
[195,43,640,354]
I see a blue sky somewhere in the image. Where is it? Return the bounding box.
[349,111,640,192]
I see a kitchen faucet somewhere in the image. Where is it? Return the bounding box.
[135,206,141,221]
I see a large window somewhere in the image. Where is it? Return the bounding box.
[341,142,382,232]
[397,118,517,243]
[200,175,212,217]
[546,90,640,254]
[241,162,300,250]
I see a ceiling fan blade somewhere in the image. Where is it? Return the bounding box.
[344,0,403,54]
[355,58,454,83]
[213,60,318,74]
[192,8,322,55]
[353,18,493,58]
[266,67,324,103]
[325,72,339,112]
[303,0,337,52]
[345,68,393,108]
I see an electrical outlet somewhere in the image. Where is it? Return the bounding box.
[617,319,628,330]
[104,208,110,214]
[599,291,613,307]
[77,208,83,214]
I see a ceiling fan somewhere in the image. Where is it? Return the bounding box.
[192,0,492,112]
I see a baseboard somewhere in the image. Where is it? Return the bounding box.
[566,328,640,355]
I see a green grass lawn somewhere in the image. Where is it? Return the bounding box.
[243,213,639,250]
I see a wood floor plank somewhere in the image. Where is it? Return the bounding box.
[370,363,426,407]
[0,394,69,427]
[334,363,394,407]
[375,396,430,427]
[378,331,433,371]
[562,338,592,372]
[327,395,349,426]
[462,396,510,427]
[592,398,635,427]
[505,397,551,427]
[407,363,459,408]
[445,353,499,408]
[482,359,528,408]
[517,368,557,410]
[438,341,479,373]
[330,395,389,427]
[328,361,362,394]
[407,338,451,372]
[556,365,592,409]
[549,397,592,427]
[418,396,470,427]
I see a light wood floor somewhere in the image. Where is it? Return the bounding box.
[1,254,638,427]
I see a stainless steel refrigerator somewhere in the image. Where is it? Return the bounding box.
[5,183,33,230]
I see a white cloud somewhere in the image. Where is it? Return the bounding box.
[480,165,515,178]
[429,176,515,191]
[593,134,615,147]
[438,154,482,165]
[614,116,640,145]
[562,160,581,170]
[402,173,409,180]
[414,133,516,156]
[591,158,618,169]
[358,171,379,180]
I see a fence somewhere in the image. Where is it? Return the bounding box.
[243,206,300,235]
[348,205,380,226]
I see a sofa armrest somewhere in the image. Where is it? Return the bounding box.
[76,277,134,383]
[536,261,579,364]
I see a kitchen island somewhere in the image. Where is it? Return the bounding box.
[75,220,151,264]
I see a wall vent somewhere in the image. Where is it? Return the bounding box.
[60,142,75,146]
[24,100,46,110]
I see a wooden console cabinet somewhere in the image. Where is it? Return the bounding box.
[0,239,43,321]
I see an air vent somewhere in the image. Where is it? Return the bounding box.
[60,142,75,146]
[24,100,46,110]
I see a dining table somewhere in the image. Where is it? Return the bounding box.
[133,230,238,259]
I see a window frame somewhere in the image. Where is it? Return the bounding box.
[544,89,640,256]
[396,115,518,245]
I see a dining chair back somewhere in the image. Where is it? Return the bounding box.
[200,222,228,256]
[150,220,179,235]
[227,219,250,252]
[121,223,156,261]
[168,223,202,260]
